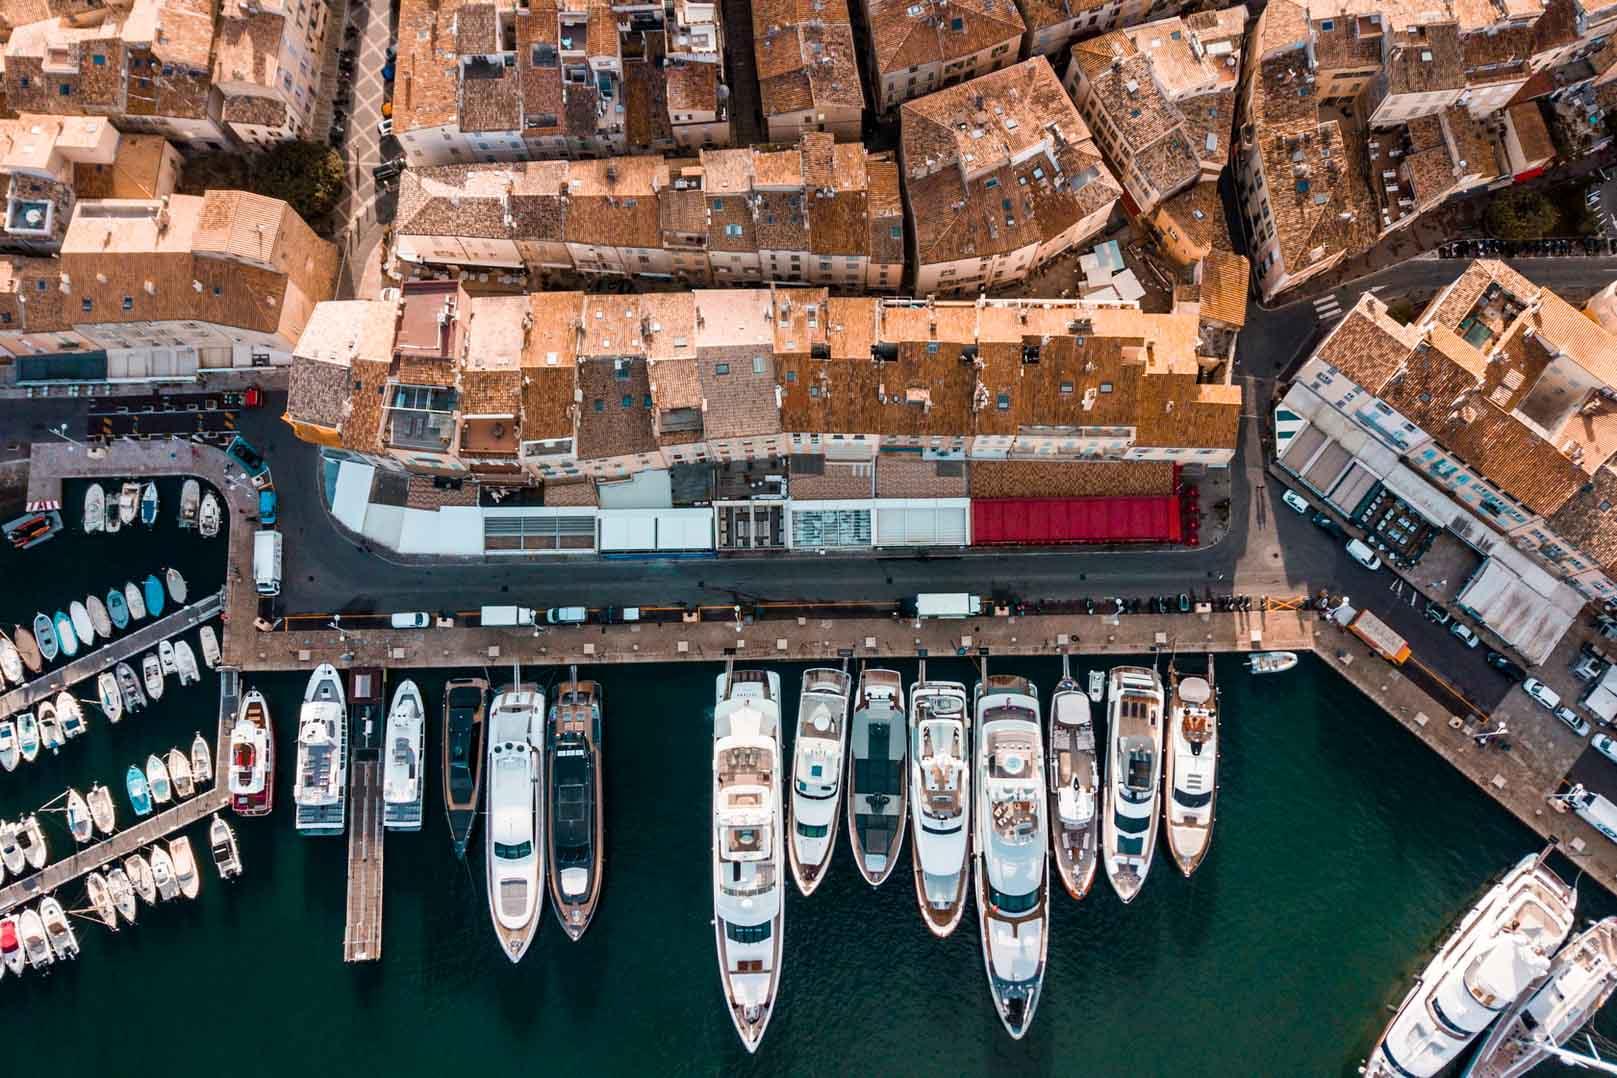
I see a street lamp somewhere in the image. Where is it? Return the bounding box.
[1474,722,1508,746]
[329,615,351,640]
[47,423,84,449]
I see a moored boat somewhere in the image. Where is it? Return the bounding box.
[17,712,38,763]
[168,747,194,798]
[179,479,200,528]
[37,702,62,753]
[87,784,115,836]
[786,666,851,897]
[1164,662,1220,878]
[486,678,544,961]
[0,635,22,685]
[159,639,177,675]
[148,844,178,901]
[4,509,62,550]
[209,815,243,879]
[847,668,907,887]
[55,692,84,739]
[139,481,158,526]
[69,602,94,647]
[125,581,146,621]
[87,595,111,639]
[230,688,274,815]
[143,574,165,618]
[116,661,146,713]
[1048,658,1100,901]
[293,664,348,836]
[32,613,57,663]
[0,721,16,772]
[85,871,117,930]
[0,822,22,875]
[143,652,164,700]
[443,676,488,858]
[118,482,140,526]
[547,673,604,940]
[908,667,971,937]
[105,867,137,925]
[106,589,129,630]
[1102,666,1164,904]
[84,483,105,534]
[40,896,77,960]
[52,610,77,659]
[199,626,220,669]
[14,626,42,673]
[1247,651,1297,674]
[19,908,51,969]
[191,731,213,787]
[123,853,156,906]
[166,568,187,604]
[127,764,153,817]
[146,753,172,804]
[169,836,200,899]
[198,491,221,538]
[174,640,199,686]
[0,916,20,977]
[20,815,47,869]
[383,679,426,832]
[97,672,123,723]
[65,788,93,843]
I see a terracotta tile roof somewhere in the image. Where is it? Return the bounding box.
[459,58,522,132]
[1384,23,1466,96]
[395,165,510,239]
[212,10,287,94]
[865,156,904,264]
[866,0,1025,79]
[623,57,674,149]
[395,0,465,133]
[1198,249,1248,328]
[71,134,175,200]
[576,356,658,458]
[665,60,717,112]
[1312,303,1420,390]
[1430,400,1585,516]
[874,455,967,497]
[0,253,68,331]
[1507,102,1554,164]
[455,2,498,54]
[789,462,874,498]
[1150,180,1231,265]
[697,346,782,438]
[1547,465,1617,573]
[221,92,287,127]
[519,291,581,441]
[753,0,864,119]
[969,460,1174,497]
[288,299,399,430]
[563,157,667,248]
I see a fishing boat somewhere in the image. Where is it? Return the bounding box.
[84,484,105,534]
[178,479,200,528]
[19,908,51,969]
[14,626,42,673]
[40,897,77,960]
[118,482,140,526]
[98,671,123,722]
[106,589,129,630]
[382,679,426,832]
[1247,651,1297,675]
[139,481,158,526]
[52,610,77,659]
[84,872,117,930]
[37,701,62,753]
[168,747,194,798]
[166,568,187,605]
[104,490,120,534]
[17,713,38,763]
[149,845,178,901]
[143,574,165,618]
[116,661,146,713]
[547,673,604,940]
[293,664,348,836]
[33,613,57,663]
[0,635,22,685]
[712,667,786,1053]
[1087,671,1104,702]
[0,823,22,876]
[55,692,84,739]
[209,815,242,879]
[4,509,62,550]
[198,491,221,538]
[146,753,172,804]
[69,601,94,647]
[0,916,24,976]
[125,581,146,621]
[908,668,971,937]
[159,639,177,675]
[1102,667,1165,904]
[105,867,137,925]
[1164,662,1220,878]
[191,731,212,788]
[486,678,544,962]
[847,668,908,887]
[443,676,488,858]
[174,640,199,686]
[1464,916,1617,1078]
[65,788,92,843]
[230,688,274,815]
[20,815,47,869]
[143,652,165,700]
[126,765,153,817]
[87,784,115,836]
[1364,851,1577,1078]
[199,626,220,669]
[0,721,16,772]
[87,595,111,639]
[786,666,851,897]
[973,672,1050,1040]
[169,836,200,899]
[123,853,156,906]
[1048,658,1100,901]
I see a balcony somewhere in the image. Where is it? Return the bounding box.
[460,416,519,455]
[384,384,458,452]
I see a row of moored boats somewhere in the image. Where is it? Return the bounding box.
[82,479,221,539]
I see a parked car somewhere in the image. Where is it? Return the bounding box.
[377,118,393,136]
[1281,490,1309,515]
[257,488,278,526]
[243,384,264,408]
[389,611,430,629]
[1523,677,1562,711]
[1554,705,1592,737]
[1594,733,1617,765]
[1346,538,1382,571]
[1423,601,1451,626]
[1449,622,1480,648]
[545,606,588,625]
[226,434,269,477]
[373,158,404,181]
[1311,512,1346,540]
[1485,651,1527,681]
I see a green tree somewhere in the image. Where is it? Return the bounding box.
[1484,188,1559,241]
[180,141,345,225]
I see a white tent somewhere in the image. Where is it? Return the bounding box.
[1457,558,1579,666]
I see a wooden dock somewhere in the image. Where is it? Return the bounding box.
[343,669,385,962]
[0,590,223,719]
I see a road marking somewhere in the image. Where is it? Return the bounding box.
[1312,294,1343,321]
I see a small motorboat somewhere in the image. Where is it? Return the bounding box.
[0,916,23,976]
[98,672,123,722]
[209,815,242,879]
[125,581,147,621]
[106,589,129,630]
[199,626,220,670]
[84,483,105,534]
[179,479,200,528]
[53,610,78,659]
[198,491,221,538]
[54,692,85,738]
[39,896,78,960]
[143,574,165,618]
[13,626,42,673]
[20,815,47,870]
[0,823,24,875]
[65,788,93,843]
[4,509,62,550]
[34,613,58,663]
[123,853,156,906]
[168,747,194,799]
[105,867,137,925]
[166,568,187,605]
[69,601,94,648]
[0,721,16,772]
[159,639,177,675]
[37,701,62,753]
[146,753,172,804]
[17,713,38,762]
[118,482,140,526]
[19,908,51,969]
[139,481,158,527]
[87,784,115,835]
[149,845,178,901]
[169,836,200,899]
[0,635,22,685]
[143,652,165,700]
[84,871,118,930]
[117,662,146,712]
[86,595,112,640]
[1247,651,1298,675]
[126,765,153,817]
[190,731,212,786]
[105,489,121,534]
[175,640,200,686]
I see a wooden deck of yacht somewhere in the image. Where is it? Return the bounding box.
[343,725,384,962]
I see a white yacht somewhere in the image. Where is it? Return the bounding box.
[846,668,907,887]
[1364,851,1577,1078]
[1048,659,1099,901]
[973,673,1050,1040]
[1101,667,1164,904]
[486,680,543,963]
[712,668,785,1054]
[1465,916,1617,1078]
[383,679,426,831]
[786,666,851,897]
[908,670,971,937]
[1163,663,1219,878]
[293,664,348,836]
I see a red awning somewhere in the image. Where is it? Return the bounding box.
[972,496,1183,545]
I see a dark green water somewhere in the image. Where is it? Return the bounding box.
[5,492,1617,1076]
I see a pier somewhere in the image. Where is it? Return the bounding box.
[343,669,385,962]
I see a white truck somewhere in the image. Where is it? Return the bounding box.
[480,605,536,627]
[253,529,282,597]
[913,593,982,619]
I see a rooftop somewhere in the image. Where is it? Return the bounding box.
[866,0,1026,79]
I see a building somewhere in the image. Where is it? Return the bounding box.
[751,0,865,141]
[900,57,1121,296]
[211,0,333,147]
[864,0,1026,112]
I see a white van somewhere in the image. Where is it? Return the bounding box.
[546,606,588,625]
[252,530,282,597]
[1345,538,1382,571]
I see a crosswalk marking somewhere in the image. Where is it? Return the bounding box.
[1312,294,1343,321]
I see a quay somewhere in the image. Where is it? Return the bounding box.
[0,590,223,720]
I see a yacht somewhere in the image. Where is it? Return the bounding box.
[199,491,221,538]
[40,896,77,960]
[443,676,488,859]
[486,679,543,963]
[712,668,786,1053]
[787,666,851,896]
[1101,667,1164,904]
[98,671,123,723]
[1247,651,1298,674]
[293,664,348,836]
[547,673,604,940]
[973,673,1050,1039]
[1364,851,1577,1078]
[1164,662,1219,878]
[1465,916,1617,1078]
[118,482,139,526]
[179,479,200,528]
[908,668,971,937]
[382,679,427,831]
[1048,658,1100,901]
[230,688,274,815]
[847,668,907,887]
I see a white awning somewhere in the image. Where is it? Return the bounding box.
[1457,558,1578,665]
[1379,464,1464,529]
[872,498,970,546]
[598,508,713,552]
[331,461,376,532]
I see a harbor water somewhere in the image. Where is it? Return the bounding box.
[4,497,1616,1076]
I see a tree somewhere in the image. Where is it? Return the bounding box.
[1484,188,1559,241]
[180,140,345,226]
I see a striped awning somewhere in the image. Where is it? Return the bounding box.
[1273,405,1307,459]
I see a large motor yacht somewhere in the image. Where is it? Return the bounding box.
[1047,657,1099,901]
[443,677,488,859]
[546,673,604,941]
[787,667,851,896]
[712,668,785,1054]
[1101,666,1163,903]
[229,688,274,816]
[293,664,348,837]
[973,673,1050,1040]
[382,679,426,831]
[846,668,907,887]
[486,680,543,963]
[1163,662,1219,877]
[1364,851,1577,1078]
[908,667,971,937]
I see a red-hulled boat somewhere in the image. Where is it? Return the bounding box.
[230,688,275,816]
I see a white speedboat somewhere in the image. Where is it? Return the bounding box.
[169,836,200,899]
[1087,671,1103,702]
[0,635,23,686]
[84,483,105,534]
[20,815,47,869]
[1248,651,1297,674]
[847,668,907,887]
[69,601,94,648]
[383,679,427,831]
[85,871,118,930]
[149,844,178,901]
[293,665,348,835]
[0,915,25,976]
[117,661,146,712]
[712,669,785,1053]
[40,896,77,960]
[166,568,186,605]
[143,652,165,700]
[191,731,213,788]
[123,853,157,906]
[198,491,221,538]
[159,639,177,676]
[98,671,123,722]
[55,691,85,739]
[1364,851,1577,1078]
[973,673,1049,1040]
[17,712,38,762]
[168,747,194,798]
[909,670,971,937]
[86,595,112,640]
[146,752,173,804]
[0,720,17,771]
[486,679,543,962]
[118,482,140,526]
[1164,664,1219,878]
[1101,667,1164,904]
[87,784,116,836]
[179,479,200,528]
[38,701,62,754]
[65,787,93,843]
[209,815,243,880]
[125,581,146,621]
[199,626,220,669]
[1048,659,1099,901]
[105,867,138,925]
[786,666,851,896]
[19,908,51,969]
[174,640,200,686]
[0,822,22,876]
